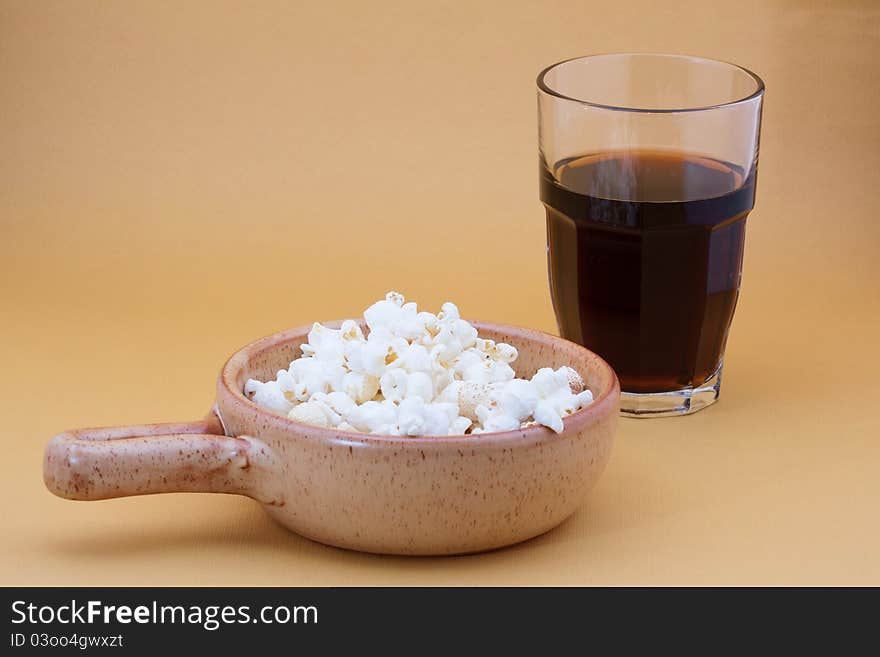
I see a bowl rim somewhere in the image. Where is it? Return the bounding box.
[218,319,619,447]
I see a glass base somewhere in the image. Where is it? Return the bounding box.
[620,364,723,418]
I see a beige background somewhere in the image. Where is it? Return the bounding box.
[2,0,878,585]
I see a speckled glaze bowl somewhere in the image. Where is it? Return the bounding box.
[44,321,619,555]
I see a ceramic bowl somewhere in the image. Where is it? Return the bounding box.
[44,321,619,555]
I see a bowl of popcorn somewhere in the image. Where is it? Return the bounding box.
[44,292,619,555]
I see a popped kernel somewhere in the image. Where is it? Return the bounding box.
[244,292,594,435]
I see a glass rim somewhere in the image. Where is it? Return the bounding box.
[536,53,765,114]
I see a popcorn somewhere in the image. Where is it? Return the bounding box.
[437,380,463,404]
[449,415,473,435]
[451,319,478,349]
[422,402,456,436]
[451,348,484,377]
[341,371,380,404]
[474,405,521,433]
[438,302,459,320]
[321,391,358,417]
[379,369,408,404]
[493,378,539,422]
[244,379,293,415]
[288,401,330,428]
[244,292,595,436]
[560,365,585,394]
[360,334,403,377]
[275,370,300,401]
[340,319,364,342]
[363,292,405,332]
[457,381,496,421]
[405,372,434,402]
[397,397,428,436]
[531,367,564,398]
[493,342,518,364]
[433,325,465,362]
[462,359,516,384]
[399,343,431,374]
[533,401,564,434]
[346,400,398,434]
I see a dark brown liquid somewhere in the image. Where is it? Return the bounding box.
[540,149,755,393]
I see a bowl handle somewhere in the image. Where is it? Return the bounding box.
[43,410,284,506]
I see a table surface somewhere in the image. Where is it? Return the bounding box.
[2,0,878,586]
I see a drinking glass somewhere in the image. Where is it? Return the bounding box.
[537,54,764,417]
